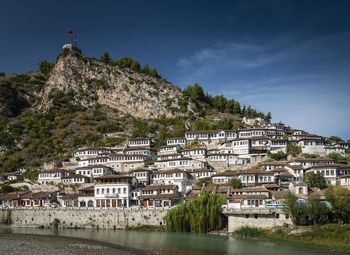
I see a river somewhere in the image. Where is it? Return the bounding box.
[0,227,347,255]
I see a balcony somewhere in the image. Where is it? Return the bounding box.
[103,193,119,198]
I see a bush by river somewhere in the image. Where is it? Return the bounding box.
[233,224,350,252]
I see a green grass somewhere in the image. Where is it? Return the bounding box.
[235,224,350,252]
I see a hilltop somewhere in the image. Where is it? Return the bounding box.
[0,46,269,171]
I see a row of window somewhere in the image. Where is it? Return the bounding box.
[96,187,127,194]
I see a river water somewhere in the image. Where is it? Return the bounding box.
[0,227,347,255]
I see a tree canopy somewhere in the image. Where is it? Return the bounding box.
[303,172,327,189]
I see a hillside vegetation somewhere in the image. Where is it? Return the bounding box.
[0,47,269,172]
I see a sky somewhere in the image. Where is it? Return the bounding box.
[0,0,349,140]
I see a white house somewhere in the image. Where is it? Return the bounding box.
[150,169,195,193]
[297,137,326,155]
[94,175,138,208]
[340,174,350,189]
[137,185,181,208]
[62,174,90,184]
[38,169,71,184]
[230,138,251,155]
[154,157,207,170]
[75,165,115,179]
[166,137,186,146]
[158,145,181,155]
[212,171,238,185]
[78,156,108,167]
[237,169,275,187]
[289,158,335,169]
[128,138,151,148]
[74,147,114,159]
[182,147,206,160]
[185,130,236,146]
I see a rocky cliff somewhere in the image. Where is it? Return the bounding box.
[39,50,195,119]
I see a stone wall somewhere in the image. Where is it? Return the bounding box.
[0,208,168,229]
[225,210,292,232]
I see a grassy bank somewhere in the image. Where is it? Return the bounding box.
[233,224,350,252]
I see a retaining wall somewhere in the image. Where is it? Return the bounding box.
[0,208,168,229]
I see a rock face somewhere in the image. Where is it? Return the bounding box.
[40,52,194,119]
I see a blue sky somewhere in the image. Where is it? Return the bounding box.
[0,0,349,140]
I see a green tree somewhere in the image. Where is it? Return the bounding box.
[39,60,55,76]
[325,185,350,224]
[306,195,330,225]
[130,60,141,72]
[142,64,150,74]
[303,172,327,189]
[267,150,287,161]
[100,51,112,64]
[283,191,307,225]
[164,192,226,233]
[286,144,302,157]
[329,136,343,143]
[328,152,348,164]
[265,112,272,121]
[229,178,241,188]
[0,72,5,77]
[2,156,23,172]
[148,67,160,78]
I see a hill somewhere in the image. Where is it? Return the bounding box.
[0,47,269,171]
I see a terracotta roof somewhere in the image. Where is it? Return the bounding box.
[293,158,334,162]
[76,165,111,170]
[240,169,273,175]
[261,161,287,166]
[229,187,269,193]
[79,185,95,191]
[0,191,31,200]
[139,185,177,191]
[61,194,79,200]
[306,163,343,169]
[212,171,238,177]
[285,165,304,170]
[271,190,287,199]
[152,169,189,174]
[94,174,132,180]
[340,174,350,178]
[229,194,268,199]
[262,183,280,189]
[80,156,108,161]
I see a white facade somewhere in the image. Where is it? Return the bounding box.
[128,138,151,148]
[75,165,114,178]
[150,170,195,193]
[94,175,138,208]
[167,138,186,146]
[38,169,71,184]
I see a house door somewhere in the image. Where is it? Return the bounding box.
[143,200,147,208]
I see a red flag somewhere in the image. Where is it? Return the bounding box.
[68,30,73,34]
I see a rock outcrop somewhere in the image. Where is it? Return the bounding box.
[40,51,195,119]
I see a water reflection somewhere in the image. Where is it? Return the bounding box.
[0,227,346,255]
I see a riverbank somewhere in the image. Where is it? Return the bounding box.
[0,233,146,255]
[233,224,350,253]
